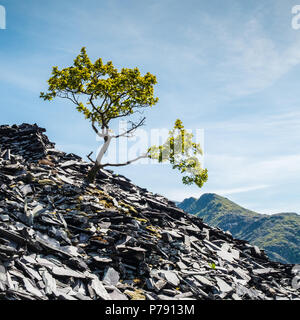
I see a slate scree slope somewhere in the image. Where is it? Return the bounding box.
[0,123,299,300]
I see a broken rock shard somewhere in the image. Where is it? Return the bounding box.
[0,123,299,300]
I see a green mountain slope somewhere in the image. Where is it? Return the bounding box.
[178,194,300,264]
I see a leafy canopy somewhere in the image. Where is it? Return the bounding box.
[40,47,158,128]
[148,119,208,188]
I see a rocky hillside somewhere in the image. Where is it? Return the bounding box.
[0,123,299,300]
[178,194,300,264]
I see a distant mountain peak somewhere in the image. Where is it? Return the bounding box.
[178,193,300,264]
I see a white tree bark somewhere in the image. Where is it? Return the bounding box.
[92,124,148,169]
[95,130,112,165]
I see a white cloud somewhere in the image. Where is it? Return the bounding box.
[188,15,300,98]
[205,110,300,133]
[0,67,42,93]
[223,21,300,96]
[206,153,300,186]
[252,207,299,215]
[209,184,270,196]
[163,184,270,202]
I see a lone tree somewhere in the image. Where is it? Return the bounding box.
[40,47,208,187]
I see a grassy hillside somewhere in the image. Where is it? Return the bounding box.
[178,194,300,264]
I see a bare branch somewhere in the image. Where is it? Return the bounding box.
[63,89,80,105]
[57,93,79,106]
[114,117,146,138]
[91,121,100,135]
[108,92,128,107]
[108,109,132,120]
[87,151,95,163]
[101,154,148,168]
[99,94,108,112]
[89,95,108,127]
[71,91,80,105]
[89,94,101,116]
[92,122,110,139]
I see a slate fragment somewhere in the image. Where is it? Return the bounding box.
[89,276,111,300]
[102,267,120,286]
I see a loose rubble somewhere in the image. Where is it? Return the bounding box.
[0,123,299,300]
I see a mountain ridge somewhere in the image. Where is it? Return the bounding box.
[178,193,300,264]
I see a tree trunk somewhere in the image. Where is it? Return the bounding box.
[86,163,102,183]
[86,128,112,184]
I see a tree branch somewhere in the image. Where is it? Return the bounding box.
[87,151,95,163]
[101,154,148,168]
[114,117,146,138]
[57,92,79,105]
[92,122,110,138]
[108,91,128,107]
[89,95,108,127]
[91,122,100,135]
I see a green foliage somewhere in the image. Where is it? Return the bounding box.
[40,48,208,189]
[148,119,208,188]
[40,47,159,128]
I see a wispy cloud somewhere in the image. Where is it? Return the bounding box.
[186,14,300,98]
[227,30,300,96]
[209,185,270,196]
[206,153,300,186]
[165,184,270,202]
[0,69,41,93]
[204,110,300,135]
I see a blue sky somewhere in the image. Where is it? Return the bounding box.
[1,0,300,214]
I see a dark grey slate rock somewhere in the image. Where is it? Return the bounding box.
[102,267,120,286]
[41,269,57,295]
[51,267,85,279]
[160,270,180,287]
[216,277,233,293]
